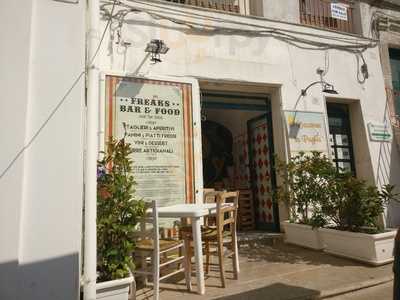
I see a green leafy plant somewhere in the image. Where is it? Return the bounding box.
[97,137,145,282]
[275,151,337,227]
[276,151,400,233]
[320,175,400,233]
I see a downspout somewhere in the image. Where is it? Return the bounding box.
[84,0,100,299]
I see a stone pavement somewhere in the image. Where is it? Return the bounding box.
[136,236,394,300]
[329,281,393,300]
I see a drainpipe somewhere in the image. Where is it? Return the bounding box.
[84,0,100,299]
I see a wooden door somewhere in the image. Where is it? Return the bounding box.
[248,114,279,231]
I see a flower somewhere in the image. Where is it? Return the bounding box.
[97,166,106,179]
[98,186,112,200]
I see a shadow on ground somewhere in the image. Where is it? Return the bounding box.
[239,240,365,267]
[212,283,320,300]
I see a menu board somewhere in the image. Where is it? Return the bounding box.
[284,110,329,157]
[105,76,194,207]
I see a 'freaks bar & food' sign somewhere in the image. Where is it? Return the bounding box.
[105,76,195,207]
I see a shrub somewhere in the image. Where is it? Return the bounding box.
[275,151,336,227]
[97,137,145,282]
[276,151,400,233]
[320,175,399,233]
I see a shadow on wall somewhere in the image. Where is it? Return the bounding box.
[212,282,320,300]
[0,253,80,300]
[388,141,400,226]
[376,99,400,227]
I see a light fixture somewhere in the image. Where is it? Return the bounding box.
[145,39,169,63]
[290,68,339,137]
[322,82,339,94]
[299,68,338,98]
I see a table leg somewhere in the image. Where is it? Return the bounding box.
[192,217,205,295]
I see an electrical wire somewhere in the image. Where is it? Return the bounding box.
[100,0,377,85]
[101,0,375,92]
[115,0,378,48]
[0,0,118,181]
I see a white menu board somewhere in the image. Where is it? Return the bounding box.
[107,77,190,208]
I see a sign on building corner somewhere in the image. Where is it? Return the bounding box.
[368,122,393,142]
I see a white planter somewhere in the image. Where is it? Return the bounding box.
[319,228,397,266]
[281,221,324,250]
[96,276,134,300]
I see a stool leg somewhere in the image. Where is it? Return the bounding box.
[217,237,226,288]
[205,240,210,274]
[231,229,239,279]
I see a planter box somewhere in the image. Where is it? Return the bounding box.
[96,276,134,300]
[319,228,397,266]
[281,221,324,250]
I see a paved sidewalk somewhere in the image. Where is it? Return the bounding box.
[136,237,394,300]
[329,281,393,300]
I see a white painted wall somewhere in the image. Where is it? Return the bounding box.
[0,0,86,299]
[99,0,400,226]
[0,1,33,298]
[262,0,300,23]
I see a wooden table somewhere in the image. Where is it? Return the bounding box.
[156,203,234,295]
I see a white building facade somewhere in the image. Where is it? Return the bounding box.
[98,0,400,226]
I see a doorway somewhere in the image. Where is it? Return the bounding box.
[201,91,279,231]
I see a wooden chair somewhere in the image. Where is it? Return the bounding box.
[133,201,191,300]
[181,191,240,288]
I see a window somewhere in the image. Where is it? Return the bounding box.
[327,103,356,174]
[389,48,400,116]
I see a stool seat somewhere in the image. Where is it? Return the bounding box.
[136,239,182,252]
[180,225,230,240]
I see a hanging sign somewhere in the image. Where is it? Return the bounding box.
[331,3,348,21]
[284,111,329,157]
[368,122,392,142]
[105,75,195,207]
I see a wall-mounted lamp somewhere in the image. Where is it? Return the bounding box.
[145,39,169,63]
[300,68,338,97]
[289,68,339,138]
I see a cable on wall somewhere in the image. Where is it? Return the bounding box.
[0,0,118,181]
[100,0,377,85]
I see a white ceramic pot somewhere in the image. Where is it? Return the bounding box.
[96,276,134,300]
[319,228,397,266]
[281,221,324,250]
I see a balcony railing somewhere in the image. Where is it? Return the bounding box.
[163,0,241,14]
[299,0,356,33]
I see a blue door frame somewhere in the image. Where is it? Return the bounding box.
[202,93,280,232]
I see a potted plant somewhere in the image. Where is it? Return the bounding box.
[96,137,145,299]
[276,152,335,250]
[318,175,399,266]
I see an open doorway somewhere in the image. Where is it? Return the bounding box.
[201,91,279,232]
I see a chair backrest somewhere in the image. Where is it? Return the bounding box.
[203,190,220,203]
[216,191,240,233]
[133,200,159,253]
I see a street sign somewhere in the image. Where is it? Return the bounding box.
[331,3,348,21]
[368,122,392,142]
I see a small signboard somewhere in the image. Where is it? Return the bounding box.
[284,111,329,157]
[368,123,392,142]
[331,3,348,21]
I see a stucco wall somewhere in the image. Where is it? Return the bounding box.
[99,1,400,224]
[262,0,300,23]
[0,1,85,299]
[0,1,33,298]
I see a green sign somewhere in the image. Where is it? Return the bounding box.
[368,123,392,142]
